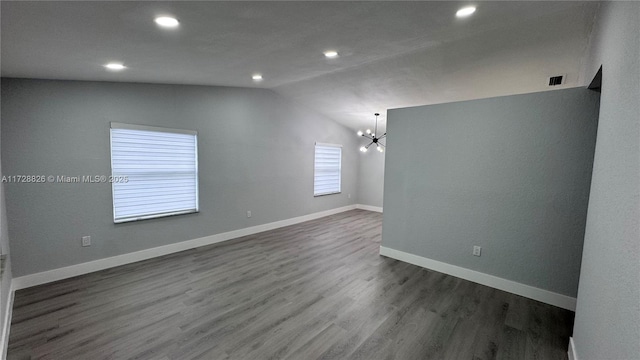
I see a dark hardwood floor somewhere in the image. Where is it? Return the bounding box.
[8,210,573,360]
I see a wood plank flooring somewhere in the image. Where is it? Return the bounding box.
[8,210,574,360]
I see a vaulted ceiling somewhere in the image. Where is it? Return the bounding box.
[1,1,598,131]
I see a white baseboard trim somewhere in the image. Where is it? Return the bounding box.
[12,205,357,290]
[568,337,579,360]
[379,246,577,311]
[0,282,15,360]
[355,204,383,213]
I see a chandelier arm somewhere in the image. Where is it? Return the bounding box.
[358,114,385,154]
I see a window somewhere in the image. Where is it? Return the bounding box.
[110,123,199,223]
[314,142,342,196]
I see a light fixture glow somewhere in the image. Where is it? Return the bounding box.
[324,51,339,58]
[155,16,180,28]
[456,6,476,18]
[252,74,263,81]
[357,113,386,155]
[104,63,126,71]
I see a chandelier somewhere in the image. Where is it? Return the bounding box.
[357,113,386,152]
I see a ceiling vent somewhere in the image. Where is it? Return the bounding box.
[548,75,564,86]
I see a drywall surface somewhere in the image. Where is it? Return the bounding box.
[1,79,358,276]
[0,112,13,358]
[381,88,599,297]
[356,151,385,208]
[572,2,640,359]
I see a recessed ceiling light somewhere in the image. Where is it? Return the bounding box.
[324,51,339,58]
[104,63,126,71]
[456,6,476,18]
[252,74,263,81]
[155,16,180,28]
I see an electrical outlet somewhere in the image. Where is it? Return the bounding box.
[348,194,351,199]
[247,211,251,218]
[473,245,481,257]
[82,236,91,247]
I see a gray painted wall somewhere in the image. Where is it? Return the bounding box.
[381,88,599,297]
[356,151,385,208]
[0,113,13,357]
[572,2,640,359]
[1,79,359,277]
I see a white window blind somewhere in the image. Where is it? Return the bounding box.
[314,143,342,196]
[110,123,199,223]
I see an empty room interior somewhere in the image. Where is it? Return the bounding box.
[0,1,638,360]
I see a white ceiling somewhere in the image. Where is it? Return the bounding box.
[1,1,598,131]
